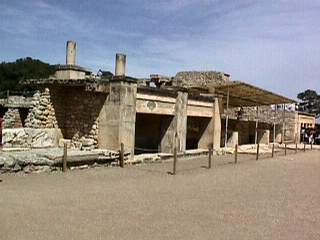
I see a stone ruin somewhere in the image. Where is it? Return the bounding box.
[0,40,300,174]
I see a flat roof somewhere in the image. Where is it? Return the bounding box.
[297,111,316,117]
[211,81,296,107]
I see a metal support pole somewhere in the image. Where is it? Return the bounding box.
[224,86,230,150]
[272,104,276,159]
[173,147,177,175]
[235,144,238,164]
[208,147,212,169]
[255,106,259,145]
[119,142,124,168]
[62,143,67,172]
[256,143,260,160]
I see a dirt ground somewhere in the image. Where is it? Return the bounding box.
[1,150,320,240]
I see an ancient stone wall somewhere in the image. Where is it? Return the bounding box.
[49,87,106,149]
[3,109,23,128]
[173,71,229,88]
[24,89,58,128]
[23,87,107,149]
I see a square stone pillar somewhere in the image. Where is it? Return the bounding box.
[198,97,222,150]
[213,97,222,150]
[98,80,137,158]
[160,91,188,153]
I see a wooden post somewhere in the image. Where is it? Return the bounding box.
[119,142,124,168]
[234,144,238,164]
[254,106,259,145]
[256,143,259,161]
[284,143,287,156]
[272,143,275,158]
[62,143,67,172]
[173,147,177,175]
[208,147,212,169]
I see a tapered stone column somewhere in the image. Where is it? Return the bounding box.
[198,97,222,150]
[160,91,188,153]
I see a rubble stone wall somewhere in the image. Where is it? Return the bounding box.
[25,89,58,128]
[173,71,229,88]
[22,87,107,149]
[3,109,23,128]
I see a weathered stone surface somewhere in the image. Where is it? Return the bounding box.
[173,71,229,88]
[14,154,53,166]
[3,109,21,128]
[3,156,15,168]
[3,128,62,148]
[0,148,124,174]
[25,88,58,129]
[13,163,21,172]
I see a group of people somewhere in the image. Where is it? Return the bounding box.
[301,128,320,144]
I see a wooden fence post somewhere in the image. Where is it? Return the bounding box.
[284,143,287,156]
[119,142,124,168]
[272,143,275,158]
[173,147,177,175]
[235,144,238,164]
[62,143,67,172]
[208,147,212,169]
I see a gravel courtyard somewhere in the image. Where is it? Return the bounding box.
[1,150,320,240]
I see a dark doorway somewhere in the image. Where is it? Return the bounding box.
[135,113,173,154]
[186,116,211,150]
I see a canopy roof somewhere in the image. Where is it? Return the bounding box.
[210,81,296,107]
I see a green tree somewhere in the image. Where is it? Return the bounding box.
[0,57,55,97]
[297,89,320,118]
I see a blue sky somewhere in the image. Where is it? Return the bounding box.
[1,0,320,99]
